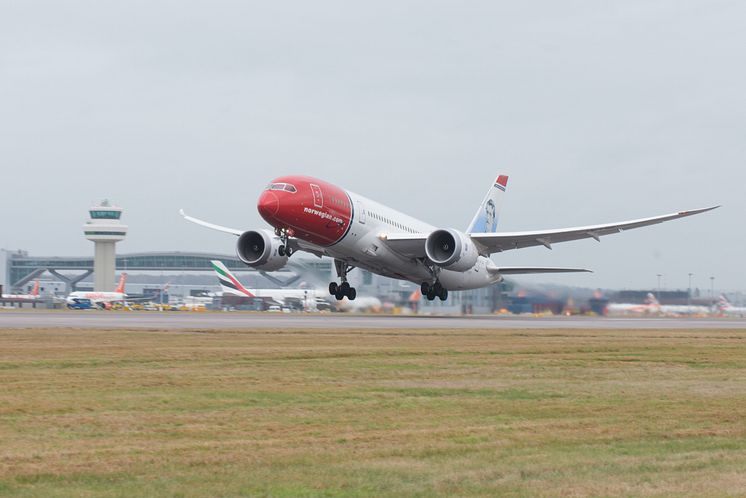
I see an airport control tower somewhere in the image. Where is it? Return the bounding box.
[84,200,127,291]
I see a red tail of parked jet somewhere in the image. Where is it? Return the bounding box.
[115,273,127,294]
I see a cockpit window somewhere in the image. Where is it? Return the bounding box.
[265,183,297,193]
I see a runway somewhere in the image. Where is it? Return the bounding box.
[2,310,746,329]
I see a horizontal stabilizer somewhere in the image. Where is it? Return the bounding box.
[488,266,592,275]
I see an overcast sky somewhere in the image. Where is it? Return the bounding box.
[2,0,744,291]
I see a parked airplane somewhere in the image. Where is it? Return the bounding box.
[716,295,746,317]
[211,260,322,310]
[2,280,41,301]
[66,274,128,309]
[644,293,710,316]
[182,174,717,302]
[606,293,659,315]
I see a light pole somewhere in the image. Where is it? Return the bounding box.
[710,276,715,303]
[688,273,693,308]
[656,274,663,300]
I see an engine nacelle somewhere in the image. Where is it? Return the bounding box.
[425,228,479,272]
[236,230,288,271]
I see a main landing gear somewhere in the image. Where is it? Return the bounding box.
[421,281,448,301]
[329,260,357,301]
[276,228,294,257]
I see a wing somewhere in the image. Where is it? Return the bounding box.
[471,206,719,254]
[180,209,243,236]
[180,209,325,257]
[383,206,718,257]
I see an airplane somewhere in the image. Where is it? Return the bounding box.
[645,293,710,316]
[181,174,718,302]
[606,293,659,315]
[66,274,128,309]
[211,260,322,310]
[715,295,746,317]
[2,280,41,301]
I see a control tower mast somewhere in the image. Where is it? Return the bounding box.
[84,200,128,291]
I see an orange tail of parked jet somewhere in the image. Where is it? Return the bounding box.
[31,280,40,297]
[115,273,127,294]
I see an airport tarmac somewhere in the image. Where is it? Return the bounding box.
[1,310,746,329]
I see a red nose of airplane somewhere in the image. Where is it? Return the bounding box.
[257,191,279,218]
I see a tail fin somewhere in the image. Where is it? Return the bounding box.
[645,293,660,307]
[115,273,127,294]
[211,260,255,297]
[31,280,40,297]
[717,294,731,310]
[466,175,508,233]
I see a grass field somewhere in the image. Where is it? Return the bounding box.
[1,326,745,497]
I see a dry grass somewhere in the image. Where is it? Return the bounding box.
[1,326,745,497]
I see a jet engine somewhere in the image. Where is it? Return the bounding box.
[236,230,288,271]
[425,228,479,272]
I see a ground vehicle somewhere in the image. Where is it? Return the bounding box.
[67,298,94,310]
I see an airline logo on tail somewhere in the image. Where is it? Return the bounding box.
[31,280,40,297]
[717,294,731,311]
[644,293,661,307]
[115,273,127,294]
[211,260,255,297]
[494,175,508,192]
[467,174,509,234]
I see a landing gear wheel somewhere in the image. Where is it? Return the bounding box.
[426,288,436,301]
[278,245,286,257]
[438,287,448,301]
[335,291,345,301]
[285,246,294,257]
[347,288,357,301]
[340,282,350,293]
[421,282,430,295]
[329,282,338,295]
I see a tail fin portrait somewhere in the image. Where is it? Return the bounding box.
[211,260,255,297]
[466,174,508,233]
[115,273,127,294]
[31,280,40,297]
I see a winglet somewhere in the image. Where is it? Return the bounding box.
[180,209,243,236]
[677,205,720,216]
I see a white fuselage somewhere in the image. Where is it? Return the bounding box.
[245,288,321,306]
[306,191,502,291]
[1,293,41,301]
[657,304,711,316]
[718,305,746,317]
[67,291,126,305]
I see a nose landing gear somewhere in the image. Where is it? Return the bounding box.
[421,281,448,301]
[275,228,294,257]
[329,260,357,301]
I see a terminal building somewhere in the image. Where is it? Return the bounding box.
[2,248,505,312]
